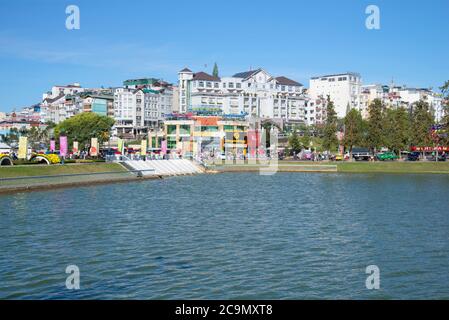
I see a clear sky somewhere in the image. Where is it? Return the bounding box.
[0,0,448,111]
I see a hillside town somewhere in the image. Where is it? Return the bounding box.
[0,66,448,166]
[0,66,445,137]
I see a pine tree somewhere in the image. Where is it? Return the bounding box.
[300,126,312,149]
[383,107,410,155]
[343,108,363,158]
[322,95,338,152]
[212,63,219,78]
[288,131,302,155]
[410,100,434,147]
[366,98,385,152]
[439,81,449,144]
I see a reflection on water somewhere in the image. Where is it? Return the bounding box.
[1,173,449,299]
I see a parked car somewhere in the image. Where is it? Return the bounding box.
[427,153,447,162]
[376,152,398,161]
[352,148,371,161]
[300,152,313,161]
[407,151,421,161]
[334,154,344,161]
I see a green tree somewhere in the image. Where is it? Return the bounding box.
[300,125,312,149]
[410,100,434,147]
[343,108,363,158]
[383,107,410,155]
[54,112,115,150]
[366,98,385,152]
[439,81,449,144]
[288,131,302,155]
[322,95,338,152]
[26,127,50,150]
[212,62,219,78]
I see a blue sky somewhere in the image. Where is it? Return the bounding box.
[0,0,448,111]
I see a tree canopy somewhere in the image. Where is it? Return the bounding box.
[410,100,433,147]
[212,63,219,78]
[343,108,364,154]
[54,112,115,150]
[383,107,410,155]
[322,95,338,152]
[366,98,385,152]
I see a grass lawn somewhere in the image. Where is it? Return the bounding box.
[337,161,449,174]
[211,160,449,174]
[0,163,126,178]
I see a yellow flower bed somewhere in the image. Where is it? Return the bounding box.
[0,154,6,159]
[31,153,61,164]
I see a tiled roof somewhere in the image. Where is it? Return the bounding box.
[43,93,65,103]
[180,67,193,73]
[232,69,262,79]
[193,72,220,82]
[275,76,302,87]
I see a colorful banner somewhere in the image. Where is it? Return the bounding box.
[60,136,68,157]
[117,138,124,154]
[50,140,56,152]
[90,138,98,157]
[18,136,28,159]
[141,139,147,156]
[161,140,167,154]
[73,141,79,154]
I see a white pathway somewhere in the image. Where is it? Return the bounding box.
[124,159,204,176]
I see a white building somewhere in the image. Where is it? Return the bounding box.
[304,94,327,126]
[178,67,307,125]
[113,87,173,138]
[309,72,362,118]
[360,84,444,121]
[42,83,84,101]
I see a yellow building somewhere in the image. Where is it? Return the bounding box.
[162,116,249,156]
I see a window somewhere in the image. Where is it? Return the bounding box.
[223,83,226,88]
[206,82,212,88]
[179,125,191,134]
[214,82,219,88]
[228,83,234,88]
[199,81,204,87]
[236,83,241,88]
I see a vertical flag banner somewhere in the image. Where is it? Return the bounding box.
[117,138,124,154]
[161,140,167,155]
[90,138,98,156]
[60,136,68,157]
[50,140,56,152]
[73,141,79,154]
[141,139,147,156]
[18,136,28,159]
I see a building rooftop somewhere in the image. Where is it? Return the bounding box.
[311,72,361,80]
[193,72,220,82]
[232,69,262,79]
[275,76,303,87]
[179,67,193,73]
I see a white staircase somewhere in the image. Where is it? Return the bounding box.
[124,159,204,176]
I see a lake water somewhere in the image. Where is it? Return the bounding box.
[1,173,449,299]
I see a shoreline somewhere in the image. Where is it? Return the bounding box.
[0,174,163,195]
[2,161,449,195]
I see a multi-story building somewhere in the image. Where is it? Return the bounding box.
[178,67,307,126]
[304,95,327,126]
[309,72,362,118]
[163,115,250,157]
[360,83,444,121]
[113,85,173,138]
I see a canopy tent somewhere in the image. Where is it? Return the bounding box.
[0,142,11,153]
